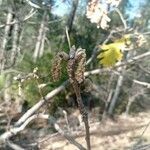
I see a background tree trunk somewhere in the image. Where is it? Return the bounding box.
[10,20,20,65]
[67,0,79,34]
[60,0,79,48]
[33,11,48,62]
[108,72,124,116]
[0,8,13,71]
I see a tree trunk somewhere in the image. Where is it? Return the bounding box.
[3,74,12,102]
[10,20,20,65]
[60,0,79,48]
[108,72,124,116]
[0,8,13,72]
[33,11,48,62]
[67,0,79,34]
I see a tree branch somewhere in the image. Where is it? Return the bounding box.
[0,50,149,147]
[133,80,150,88]
[12,50,150,127]
[15,80,68,127]
[0,114,86,150]
[115,8,127,30]
[6,140,25,150]
[0,8,37,28]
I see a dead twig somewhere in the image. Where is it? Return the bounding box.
[115,8,127,30]
[6,140,25,150]
[1,114,86,150]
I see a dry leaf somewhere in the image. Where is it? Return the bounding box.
[106,0,122,7]
[86,0,111,29]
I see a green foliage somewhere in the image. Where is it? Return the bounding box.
[49,92,67,114]
[0,75,5,90]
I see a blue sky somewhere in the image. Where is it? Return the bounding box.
[52,0,70,16]
[52,0,146,18]
[127,0,146,18]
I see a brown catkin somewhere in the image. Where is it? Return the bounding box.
[75,49,86,84]
[51,54,62,81]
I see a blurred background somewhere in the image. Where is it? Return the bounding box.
[0,0,150,149]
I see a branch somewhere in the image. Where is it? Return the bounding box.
[0,114,44,141]
[12,50,150,127]
[0,8,37,28]
[115,8,127,30]
[54,123,86,150]
[85,50,150,77]
[86,8,128,66]
[0,114,86,150]
[0,50,149,146]
[86,29,127,65]
[15,80,68,127]
[138,64,150,75]
[132,119,150,149]
[25,0,41,9]
[133,80,150,88]
[116,51,150,67]
[6,140,25,150]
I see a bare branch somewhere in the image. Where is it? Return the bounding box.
[0,8,13,72]
[133,80,150,88]
[54,123,86,150]
[6,140,25,150]
[15,80,68,127]
[65,26,71,49]
[0,8,37,28]
[14,50,150,127]
[33,10,48,62]
[0,50,149,146]
[25,0,41,9]
[115,8,127,30]
[0,114,86,150]
[132,119,150,150]
[86,29,126,65]
[138,65,150,75]
[108,73,124,115]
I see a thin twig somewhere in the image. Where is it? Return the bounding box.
[6,140,25,150]
[54,122,86,150]
[0,8,37,28]
[115,8,127,30]
[138,65,150,75]
[132,119,150,150]
[14,80,68,127]
[133,80,150,88]
[66,26,71,49]
[0,114,86,150]
[86,29,125,65]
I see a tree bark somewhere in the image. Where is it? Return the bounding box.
[0,8,13,72]
[60,0,79,48]
[33,11,48,62]
[108,72,124,116]
[67,0,79,34]
[3,74,12,102]
[10,20,20,65]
